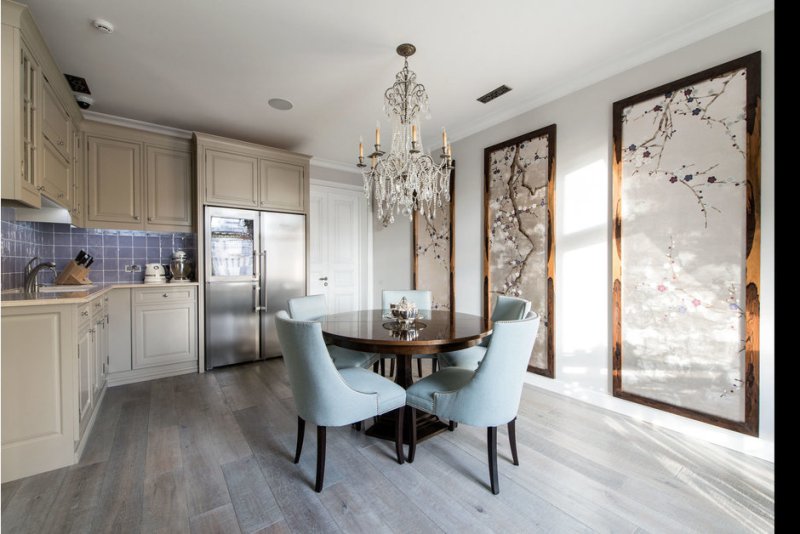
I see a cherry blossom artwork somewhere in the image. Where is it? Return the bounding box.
[413,169,454,311]
[612,53,761,435]
[484,125,556,377]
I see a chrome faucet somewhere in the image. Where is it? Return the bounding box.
[23,257,57,294]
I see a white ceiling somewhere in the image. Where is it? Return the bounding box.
[23,0,772,167]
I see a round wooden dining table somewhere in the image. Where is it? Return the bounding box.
[320,309,492,442]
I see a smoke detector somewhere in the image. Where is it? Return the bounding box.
[92,18,114,33]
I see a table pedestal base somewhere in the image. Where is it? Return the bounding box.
[365,408,449,444]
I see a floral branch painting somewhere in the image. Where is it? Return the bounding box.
[612,53,761,436]
[484,125,556,377]
[413,167,454,311]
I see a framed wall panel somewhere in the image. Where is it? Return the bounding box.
[612,52,761,435]
[413,163,455,311]
[484,125,556,378]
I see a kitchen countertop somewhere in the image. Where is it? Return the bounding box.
[0,281,200,307]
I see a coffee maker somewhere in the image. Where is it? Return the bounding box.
[169,250,193,283]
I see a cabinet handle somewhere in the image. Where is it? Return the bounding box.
[57,139,64,146]
[36,185,45,191]
[81,310,89,316]
[163,293,168,298]
[148,216,153,222]
[58,193,64,199]
[134,215,140,220]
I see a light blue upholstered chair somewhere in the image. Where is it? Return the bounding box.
[437,295,531,370]
[288,294,380,370]
[405,311,540,494]
[380,289,435,378]
[275,311,407,492]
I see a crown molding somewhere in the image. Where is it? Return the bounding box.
[310,157,362,174]
[445,0,774,145]
[81,111,193,139]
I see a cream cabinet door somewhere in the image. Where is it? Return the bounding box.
[41,78,71,162]
[146,145,192,229]
[132,299,197,369]
[259,160,304,211]
[205,149,258,207]
[77,325,93,428]
[41,137,72,207]
[86,136,143,226]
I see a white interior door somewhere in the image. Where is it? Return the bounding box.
[310,182,370,313]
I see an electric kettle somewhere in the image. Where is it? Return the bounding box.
[144,263,167,284]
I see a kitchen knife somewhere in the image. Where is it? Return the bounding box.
[75,250,87,264]
[84,257,94,268]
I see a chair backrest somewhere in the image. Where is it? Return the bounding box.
[491,295,531,322]
[274,310,378,426]
[433,312,540,427]
[382,289,433,311]
[288,294,326,321]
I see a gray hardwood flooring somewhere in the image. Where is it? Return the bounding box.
[2,359,774,533]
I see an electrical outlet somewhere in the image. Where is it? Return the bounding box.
[124,264,142,272]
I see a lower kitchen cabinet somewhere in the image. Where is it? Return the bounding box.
[107,285,198,386]
[133,290,197,368]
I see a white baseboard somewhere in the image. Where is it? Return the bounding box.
[107,361,198,387]
[524,373,774,462]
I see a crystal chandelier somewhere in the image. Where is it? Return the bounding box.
[357,43,452,227]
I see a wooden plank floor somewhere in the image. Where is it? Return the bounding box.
[2,359,774,533]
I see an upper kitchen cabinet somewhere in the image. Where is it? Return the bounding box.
[204,148,258,207]
[83,120,194,232]
[260,159,304,211]
[1,1,82,209]
[86,134,142,226]
[195,132,310,213]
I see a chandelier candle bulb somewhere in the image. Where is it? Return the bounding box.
[442,127,447,148]
[359,137,364,158]
[412,124,417,142]
[376,121,381,145]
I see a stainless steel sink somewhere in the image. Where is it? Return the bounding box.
[38,285,96,293]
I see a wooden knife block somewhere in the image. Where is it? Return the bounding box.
[54,260,93,285]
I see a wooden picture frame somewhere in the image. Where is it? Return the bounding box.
[483,125,556,378]
[413,162,455,311]
[612,52,760,435]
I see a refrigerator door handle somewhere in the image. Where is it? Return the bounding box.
[253,249,259,279]
[253,284,265,312]
[261,251,267,310]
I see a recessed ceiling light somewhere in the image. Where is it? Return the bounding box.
[92,18,114,33]
[268,98,293,111]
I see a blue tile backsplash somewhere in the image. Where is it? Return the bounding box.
[1,208,195,289]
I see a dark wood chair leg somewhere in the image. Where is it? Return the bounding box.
[395,406,405,464]
[380,358,386,376]
[432,357,438,372]
[293,417,305,463]
[389,358,395,377]
[315,426,326,492]
[488,426,499,495]
[417,358,423,377]
[373,361,380,374]
[352,420,362,431]
[508,417,519,466]
[448,420,457,431]
[407,408,417,463]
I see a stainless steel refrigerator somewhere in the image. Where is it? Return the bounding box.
[204,206,306,369]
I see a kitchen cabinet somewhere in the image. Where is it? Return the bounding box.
[2,1,82,209]
[205,149,259,207]
[83,120,194,232]
[132,287,197,369]
[1,26,42,207]
[108,287,132,373]
[146,145,192,229]
[42,76,72,162]
[259,159,304,211]
[70,130,83,226]
[76,318,94,435]
[196,132,309,213]
[92,296,108,400]
[86,135,143,226]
